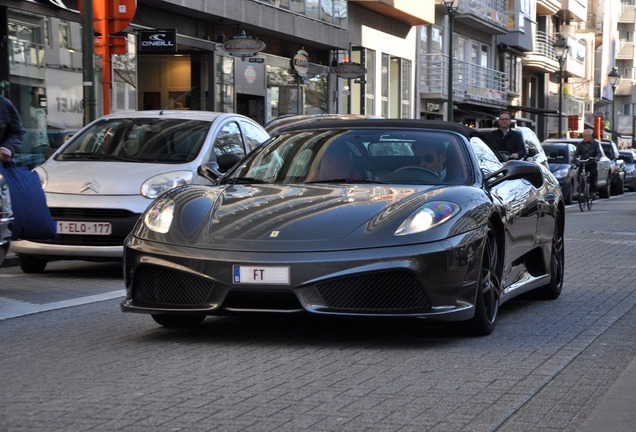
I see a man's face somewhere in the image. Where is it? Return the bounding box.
[498,115,511,127]
[583,132,593,141]
[416,148,445,174]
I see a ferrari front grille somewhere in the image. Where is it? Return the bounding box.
[132,265,215,306]
[316,271,431,311]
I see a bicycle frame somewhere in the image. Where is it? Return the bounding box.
[577,158,594,211]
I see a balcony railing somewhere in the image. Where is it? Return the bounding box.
[9,39,46,80]
[9,39,45,68]
[532,31,557,59]
[618,41,635,60]
[456,0,508,30]
[619,4,636,22]
[419,53,508,105]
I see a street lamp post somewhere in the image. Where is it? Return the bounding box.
[608,68,621,143]
[553,35,569,138]
[443,0,459,122]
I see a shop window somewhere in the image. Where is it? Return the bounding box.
[217,56,235,113]
[365,49,376,116]
[381,54,389,118]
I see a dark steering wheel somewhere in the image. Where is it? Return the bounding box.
[394,166,441,182]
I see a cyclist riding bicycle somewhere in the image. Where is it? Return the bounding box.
[573,129,602,198]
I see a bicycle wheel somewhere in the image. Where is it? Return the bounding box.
[586,181,593,210]
[578,176,586,211]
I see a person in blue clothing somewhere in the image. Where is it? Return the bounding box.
[486,111,526,160]
[0,95,25,163]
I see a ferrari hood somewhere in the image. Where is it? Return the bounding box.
[143,183,470,252]
[40,161,194,195]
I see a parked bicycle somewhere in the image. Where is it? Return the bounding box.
[575,157,594,211]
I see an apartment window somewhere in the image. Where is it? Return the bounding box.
[255,0,346,26]
[306,0,319,20]
[59,21,70,49]
[504,53,521,95]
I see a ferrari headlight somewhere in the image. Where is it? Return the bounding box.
[143,198,175,233]
[395,201,460,236]
[141,171,194,199]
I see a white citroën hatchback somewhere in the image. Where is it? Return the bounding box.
[10,110,270,273]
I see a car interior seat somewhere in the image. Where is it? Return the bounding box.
[306,144,356,182]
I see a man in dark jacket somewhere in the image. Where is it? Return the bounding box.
[574,129,603,196]
[486,111,526,160]
[0,95,25,163]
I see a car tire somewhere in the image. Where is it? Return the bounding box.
[598,176,611,199]
[151,314,206,327]
[564,181,573,205]
[618,177,625,195]
[536,212,564,300]
[465,223,500,336]
[0,243,8,268]
[18,255,47,273]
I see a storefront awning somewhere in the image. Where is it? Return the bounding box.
[508,105,558,117]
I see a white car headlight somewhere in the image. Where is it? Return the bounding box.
[395,201,460,236]
[141,171,193,199]
[143,198,175,233]
[33,166,48,190]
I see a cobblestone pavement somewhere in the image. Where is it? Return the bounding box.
[0,194,635,432]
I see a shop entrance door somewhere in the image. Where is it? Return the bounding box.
[237,94,265,125]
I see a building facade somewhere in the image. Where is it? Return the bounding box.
[0,0,628,149]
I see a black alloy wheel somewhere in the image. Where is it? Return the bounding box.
[466,223,500,336]
[536,212,564,299]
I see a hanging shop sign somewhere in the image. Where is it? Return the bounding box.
[333,62,367,79]
[292,49,309,77]
[222,31,266,60]
[138,29,177,53]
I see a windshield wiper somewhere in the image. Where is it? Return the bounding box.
[57,153,138,162]
[57,153,109,160]
[306,178,384,184]
[223,177,268,184]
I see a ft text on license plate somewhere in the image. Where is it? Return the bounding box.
[233,265,290,284]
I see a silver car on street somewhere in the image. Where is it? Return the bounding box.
[10,110,270,273]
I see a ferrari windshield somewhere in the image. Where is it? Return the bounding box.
[227,129,473,185]
[55,118,211,163]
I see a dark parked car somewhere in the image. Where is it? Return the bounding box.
[542,138,612,199]
[600,140,625,195]
[619,149,636,192]
[542,142,579,204]
[121,119,565,336]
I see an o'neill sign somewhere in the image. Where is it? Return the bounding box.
[138,29,177,53]
[222,31,266,61]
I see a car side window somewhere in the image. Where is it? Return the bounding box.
[241,120,270,151]
[213,122,244,157]
[470,137,503,177]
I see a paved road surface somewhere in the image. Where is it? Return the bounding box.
[0,194,635,431]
